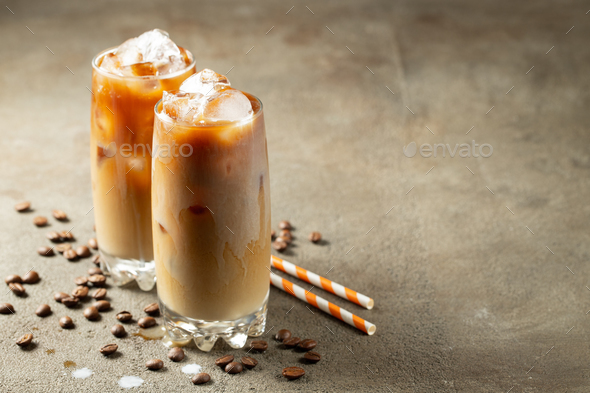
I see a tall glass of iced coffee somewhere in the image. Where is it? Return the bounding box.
[90,30,195,291]
[152,69,271,351]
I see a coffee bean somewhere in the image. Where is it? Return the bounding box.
[63,249,78,261]
[192,373,211,385]
[61,297,79,308]
[59,316,74,329]
[22,271,40,284]
[76,246,91,258]
[46,231,63,243]
[93,225,96,231]
[59,231,74,241]
[241,356,258,369]
[137,317,156,328]
[88,267,103,276]
[99,343,118,355]
[282,366,305,380]
[14,201,31,212]
[74,276,88,286]
[16,333,33,347]
[146,359,164,370]
[54,292,69,302]
[143,303,160,316]
[298,339,317,351]
[55,243,72,253]
[33,216,48,227]
[308,231,322,243]
[279,220,292,230]
[283,337,301,348]
[167,347,184,362]
[37,246,54,257]
[5,274,22,284]
[215,355,234,367]
[271,229,276,239]
[250,340,268,352]
[91,288,107,300]
[111,324,126,338]
[272,239,288,252]
[72,286,89,298]
[116,311,132,323]
[52,210,67,221]
[93,300,110,311]
[91,254,101,266]
[275,329,292,342]
[83,306,99,320]
[88,238,98,250]
[0,303,14,314]
[9,283,25,296]
[303,351,321,363]
[35,304,51,317]
[88,275,106,286]
[225,361,243,374]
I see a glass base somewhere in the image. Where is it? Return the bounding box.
[160,293,268,352]
[100,250,156,291]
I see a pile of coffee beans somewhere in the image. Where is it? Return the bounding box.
[271,220,323,253]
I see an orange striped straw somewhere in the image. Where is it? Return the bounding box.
[270,272,376,335]
[271,255,374,310]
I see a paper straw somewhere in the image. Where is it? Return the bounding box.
[270,272,376,335]
[271,255,374,310]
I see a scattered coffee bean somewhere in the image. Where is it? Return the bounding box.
[54,292,68,302]
[63,249,78,261]
[52,210,67,221]
[72,286,89,298]
[91,254,101,266]
[33,216,48,227]
[0,303,14,314]
[308,231,322,243]
[146,359,164,370]
[250,340,268,352]
[192,373,211,385]
[116,311,132,323]
[137,317,156,328]
[276,329,292,342]
[91,288,107,300]
[46,231,63,243]
[84,306,99,320]
[215,355,234,367]
[271,229,276,239]
[35,304,51,317]
[37,246,54,257]
[282,366,305,380]
[93,224,96,231]
[88,238,98,250]
[279,220,292,230]
[59,231,74,241]
[225,361,243,374]
[272,239,288,252]
[22,271,40,284]
[303,351,321,363]
[88,275,106,286]
[111,324,126,338]
[88,267,103,276]
[61,297,79,308]
[59,316,74,329]
[74,276,88,286]
[16,333,33,347]
[283,337,301,348]
[76,246,91,258]
[167,347,184,362]
[280,229,292,240]
[99,343,118,356]
[241,356,258,369]
[93,300,110,311]
[143,303,160,316]
[298,339,317,351]
[14,201,31,212]
[5,274,22,284]
[9,283,25,296]
[55,243,72,253]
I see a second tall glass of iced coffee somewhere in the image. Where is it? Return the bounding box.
[152,70,271,351]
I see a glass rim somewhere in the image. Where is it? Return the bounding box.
[154,93,264,129]
[91,46,196,80]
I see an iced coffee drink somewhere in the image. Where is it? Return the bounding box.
[90,30,195,291]
[152,69,271,351]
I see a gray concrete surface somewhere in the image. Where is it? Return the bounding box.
[1,0,589,391]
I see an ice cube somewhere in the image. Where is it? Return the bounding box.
[180,69,230,97]
[162,91,203,123]
[99,53,122,74]
[201,89,253,122]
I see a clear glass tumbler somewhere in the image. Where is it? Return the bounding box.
[90,48,196,291]
[152,94,271,351]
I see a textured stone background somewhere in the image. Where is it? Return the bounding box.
[1,0,589,392]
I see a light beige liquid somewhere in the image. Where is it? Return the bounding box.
[152,93,271,322]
